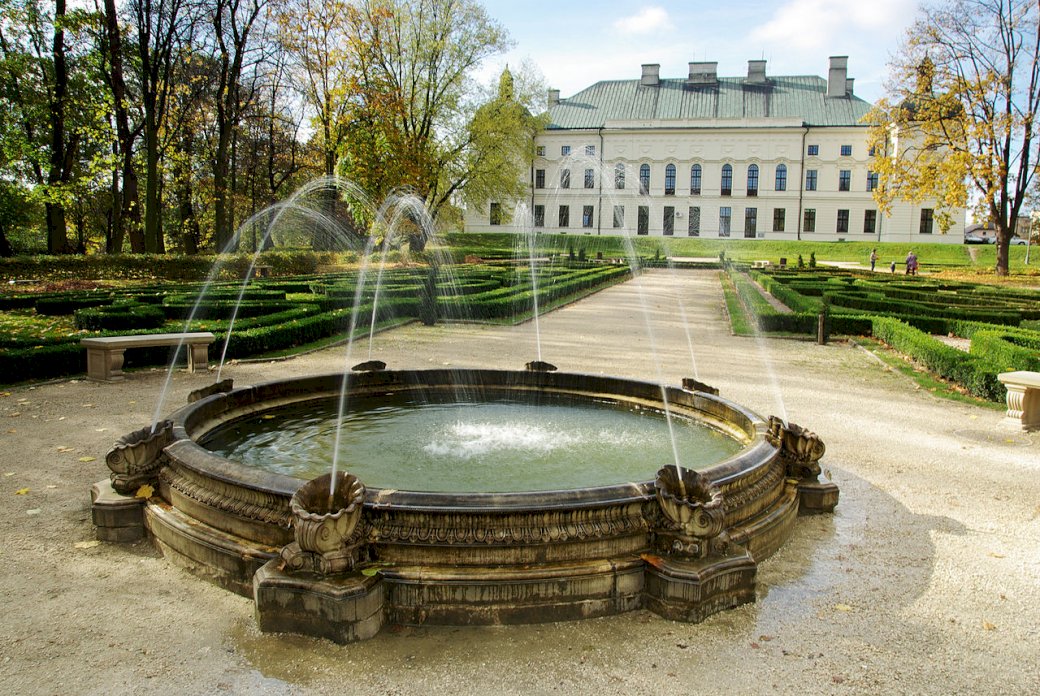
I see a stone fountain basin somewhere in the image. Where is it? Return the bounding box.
[145,369,798,629]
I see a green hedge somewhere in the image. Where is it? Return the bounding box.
[870,317,1004,401]
[74,302,167,331]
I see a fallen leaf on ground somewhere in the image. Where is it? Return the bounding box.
[982,620,996,631]
[77,456,96,462]
[56,446,73,452]
[988,552,1006,559]
[46,485,57,489]
[74,540,101,549]
[135,484,154,499]
[833,603,853,612]
[26,508,41,515]
[15,487,29,495]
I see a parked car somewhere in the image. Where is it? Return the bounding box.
[964,233,987,244]
[1009,236,1027,245]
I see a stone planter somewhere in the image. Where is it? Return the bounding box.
[281,472,367,576]
[655,466,726,558]
[105,420,174,494]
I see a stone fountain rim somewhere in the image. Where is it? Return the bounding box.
[161,368,778,512]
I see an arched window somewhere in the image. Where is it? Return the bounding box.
[746,164,759,196]
[775,164,787,191]
[639,164,651,194]
[614,163,625,190]
[690,164,702,195]
[721,164,732,196]
[664,164,676,195]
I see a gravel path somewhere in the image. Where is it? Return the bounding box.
[1,270,1037,696]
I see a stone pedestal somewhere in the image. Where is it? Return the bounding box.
[797,480,840,515]
[90,479,146,542]
[998,371,1040,431]
[253,561,385,644]
[643,550,757,623]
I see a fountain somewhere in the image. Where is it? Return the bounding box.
[88,172,837,642]
[91,365,838,643]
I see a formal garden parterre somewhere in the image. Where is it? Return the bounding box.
[725,265,1040,402]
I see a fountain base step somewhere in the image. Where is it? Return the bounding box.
[91,480,146,543]
[254,561,385,644]
[642,551,758,622]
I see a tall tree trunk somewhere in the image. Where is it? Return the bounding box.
[175,134,200,254]
[46,0,71,254]
[104,0,142,254]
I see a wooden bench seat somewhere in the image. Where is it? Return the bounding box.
[81,332,216,382]
[997,371,1040,431]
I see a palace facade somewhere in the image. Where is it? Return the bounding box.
[465,57,964,243]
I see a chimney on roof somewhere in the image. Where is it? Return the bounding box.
[687,61,718,86]
[641,63,661,87]
[845,77,855,96]
[747,60,767,84]
[548,89,560,107]
[827,56,849,97]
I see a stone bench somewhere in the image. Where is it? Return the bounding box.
[81,332,216,382]
[997,371,1040,431]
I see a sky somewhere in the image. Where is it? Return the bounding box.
[477,0,922,105]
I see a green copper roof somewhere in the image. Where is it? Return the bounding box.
[547,76,872,129]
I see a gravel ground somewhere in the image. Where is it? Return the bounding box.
[1,269,1037,696]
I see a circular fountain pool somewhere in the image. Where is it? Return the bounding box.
[201,394,742,493]
[93,367,836,643]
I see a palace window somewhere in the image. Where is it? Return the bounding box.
[584,169,595,189]
[637,206,649,235]
[582,205,594,228]
[837,209,849,233]
[535,169,545,189]
[805,169,818,191]
[585,145,596,156]
[746,164,759,196]
[560,169,570,188]
[690,164,702,195]
[561,145,571,156]
[721,164,733,196]
[536,145,546,157]
[920,208,934,234]
[840,144,853,156]
[639,164,650,194]
[663,206,675,235]
[744,208,757,238]
[558,205,569,227]
[773,208,785,232]
[719,207,732,237]
[534,205,544,227]
[807,144,819,156]
[803,209,816,233]
[867,171,879,192]
[614,163,625,189]
[688,207,700,236]
[864,209,876,234]
[613,205,624,228]
[665,164,676,195]
[490,202,502,226]
[775,164,787,191]
[838,170,851,192]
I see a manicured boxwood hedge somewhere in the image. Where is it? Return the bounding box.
[732,267,1040,401]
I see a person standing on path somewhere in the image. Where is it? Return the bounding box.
[870,248,878,272]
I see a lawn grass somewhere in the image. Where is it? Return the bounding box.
[440,232,1036,272]
[719,272,753,336]
[851,337,1006,411]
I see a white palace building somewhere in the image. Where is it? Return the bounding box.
[465,57,964,243]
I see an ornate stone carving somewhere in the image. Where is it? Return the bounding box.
[159,465,291,526]
[351,360,386,372]
[187,379,234,403]
[525,360,558,372]
[766,416,826,480]
[681,377,719,396]
[766,416,838,514]
[281,472,368,576]
[106,420,174,494]
[654,466,729,558]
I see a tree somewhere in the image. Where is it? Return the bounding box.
[866,0,1040,275]
[337,0,521,249]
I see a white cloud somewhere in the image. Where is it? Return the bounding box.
[613,7,671,35]
[748,0,914,53]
